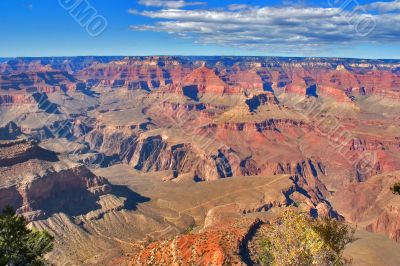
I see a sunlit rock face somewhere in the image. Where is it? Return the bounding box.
[0,139,111,221]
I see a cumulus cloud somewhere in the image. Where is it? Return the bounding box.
[131,1,400,53]
[138,0,206,9]
[363,0,400,12]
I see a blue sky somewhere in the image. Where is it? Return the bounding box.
[0,0,399,58]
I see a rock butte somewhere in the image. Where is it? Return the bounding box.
[0,56,399,265]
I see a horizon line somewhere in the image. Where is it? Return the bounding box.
[1,55,400,61]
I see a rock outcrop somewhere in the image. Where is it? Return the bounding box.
[0,139,111,221]
[0,71,77,92]
[126,135,232,181]
[0,93,36,105]
[135,218,260,266]
[332,171,400,242]
[182,66,229,96]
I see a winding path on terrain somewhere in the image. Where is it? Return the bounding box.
[87,175,289,250]
[142,175,289,239]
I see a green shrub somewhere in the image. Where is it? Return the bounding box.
[259,208,355,266]
[184,223,195,234]
[391,183,400,195]
[0,207,54,265]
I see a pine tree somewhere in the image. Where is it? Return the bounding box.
[0,207,54,266]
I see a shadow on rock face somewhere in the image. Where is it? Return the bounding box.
[110,184,150,211]
[36,146,60,163]
[306,84,318,97]
[182,85,199,101]
[39,188,103,217]
[263,82,273,92]
[37,184,150,218]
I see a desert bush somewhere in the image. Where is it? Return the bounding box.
[0,207,54,266]
[259,208,355,266]
[390,182,400,195]
[184,223,195,234]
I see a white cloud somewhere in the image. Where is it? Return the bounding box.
[130,2,400,53]
[363,0,400,12]
[227,4,255,11]
[138,0,206,9]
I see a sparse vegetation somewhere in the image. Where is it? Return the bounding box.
[184,223,195,234]
[0,207,54,266]
[259,209,355,266]
[390,182,400,195]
